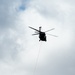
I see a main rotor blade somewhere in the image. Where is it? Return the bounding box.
[32,33,39,35]
[45,28,55,32]
[47,33,58,37]
[29,26,39,32]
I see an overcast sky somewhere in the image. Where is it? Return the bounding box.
[0,0,75,75]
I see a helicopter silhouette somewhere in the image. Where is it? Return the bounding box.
[29,26,57,41]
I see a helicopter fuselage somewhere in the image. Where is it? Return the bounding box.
[39,32,46,41]
[29,26,57,42]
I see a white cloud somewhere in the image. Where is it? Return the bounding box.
[18,7,74,75]
[0,0,75,75]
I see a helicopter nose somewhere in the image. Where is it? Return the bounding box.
[39,26,41,28]
[39,26,42,31]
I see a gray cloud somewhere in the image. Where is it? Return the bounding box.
[0,0,18,28]
[0,0,30,59]
[0,0,28,75]
[0,0,21,60]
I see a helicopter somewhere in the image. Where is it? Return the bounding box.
[29,26,57,41]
